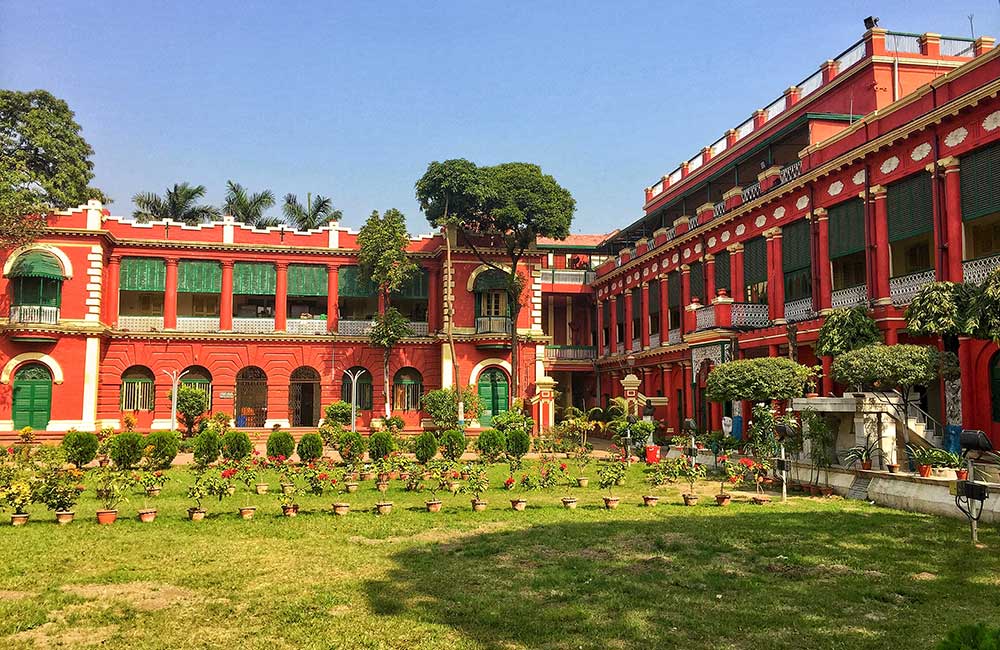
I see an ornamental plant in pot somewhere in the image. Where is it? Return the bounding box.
[598,459,627,509]
[572,442,593,487]
[36,462,85,525]
[233,458,260,519]
[95,467,130,524]
[715,455,739,506]
[424,460,451,513]
[138,470,169,497]
[186,477,208,521]
[331,469,352,516]
[374,499,394,515]
[4,481,33,526]
[466,465,489,511]
[678,460,706,506]
[279,488,300,517]
[907,444,936,478]
[843,439,879,471]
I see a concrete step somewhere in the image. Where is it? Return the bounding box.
[846,475,873,501]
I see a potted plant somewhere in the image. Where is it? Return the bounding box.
[360,464,376,482]
[95,468,129,524]
[843,439,879,471]
[931,449,963,479]
[573,442,593,487]
[678,460,706,506]
[230,459,258,519]
[424,460,450,513]
[279,487,299,517]
[805,365,822,398]
[598,459,627,509]
[37,466,85,525]
[374,499,393,515]
[466,465,489,511]
[138,470,169,497]
[716,455,738,506]
[187,477,208,521]
[907,444,936,478]
[4,480,33,526]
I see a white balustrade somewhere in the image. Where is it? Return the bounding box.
[888,33,921,54]
[731,303,770,329]
[475,317,511,335]
[544,346,596,361]
[799,71,822,97]
[940,38,974,57]
[668,328,681,345]
[409,322,429,337]
[831,284,867,309]
[962,254,1000,285]
[765,97,785,121]
[8,305,60,325]
[890,270,936,306]
[836,41,866,70]
[285,319,329,335]
[695,306,716,330]
[712,201,726,218]
[177,317,221,333]
[338,319,375,336]
[232,318,276,334]
[117,315,164,331]
[631,338,641,352]
[539,269,596,284]
[650,333,661,347]
[784,298,815,323]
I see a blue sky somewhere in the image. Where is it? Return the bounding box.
[1,1,996,235]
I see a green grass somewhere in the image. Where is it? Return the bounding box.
[1,461,998,649]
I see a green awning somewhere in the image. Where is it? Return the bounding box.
[474,269,508,292]
[288,264,327,297]
[829,199,865,258]
[888,173,933,242]
[178,260,221,293]
[8,251,64,280]
[392,268,429,299]
[338,265,376,298]
[233,262,276,295]
[120,257,165,292]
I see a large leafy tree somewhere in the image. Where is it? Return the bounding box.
[415,159,494,422]
[132,183,219,224]
[814,306,882,358]
[282,193,341,230]
[222,181,278,228]
[357,208,418,417]
[0,90,104,247]
[706,357,812,403]
[831,344,942,408]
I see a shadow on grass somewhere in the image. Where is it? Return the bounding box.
[364,507,1000,650]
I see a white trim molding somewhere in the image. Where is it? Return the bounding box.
[0,352,65,385]
[2,244,74,279]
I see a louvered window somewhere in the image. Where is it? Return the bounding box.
[714,250,730,294]
[961,141,1000,223]
[782,220,812,301]
[689,261,704,303]
[743,237,768,304]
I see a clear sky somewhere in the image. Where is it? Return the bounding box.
[1,1,996,236]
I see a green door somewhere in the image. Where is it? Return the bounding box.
[477,368,509,427]
[12,363,52,430]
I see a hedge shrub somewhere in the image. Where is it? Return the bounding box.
[266,429,295,459]
[297,433,324,462]
[505,428,531,463]
[145,430,180,469]
[705,357,812,403]
[369,430,395,460]
[108,432,144,469]
[221,430,253,461]
[338,431,366,465]
[62,430,98,468]
[475,428,506,463]
[413,431,439,464]
[192,428,222,467]
[440,429,467,463]
[324,401,354,425]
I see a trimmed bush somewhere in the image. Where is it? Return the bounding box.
[297,433,324,462]
[413,431,439,464]
[369,430,395,460]
[338,431,366,465]
[108,432,144,469]
[476,428,506,464]
[266,429,295,459]
[319,421,344,447]
[192,428,221,467]
[62,430,99,468]
[384,415,405,432]
[705,357,812,403]
[144,430,180,469]
[221,430,253,461]
[505,428,531,463]
[440,429,467,463]
[324,401,354,425]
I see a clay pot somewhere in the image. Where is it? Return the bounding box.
[399,472,410,481]
[10,513,29,527]
[561,497,578,509]
[378,473,391,483]
[510,498,527,511]
[389,471,400,481]
[255,483,269,495]
[332,503,350,516]
[956,469,969,481]
[238,507,256,520]
[360,471,375,481]
[425,500,443,513]
[461,472,470,481]
[642,495,659,507]
[576,477,590,488]
[145,487,161,497]
[98,456,110,467]
[682,494,699,507]
[917,464,932,478]
[281,504,299,517]
[226,486,236,496]
[861,461,873,471]
[806,393,819,399]
[96,510,118,525]
[187,508,207,521]
[716,493,732,506]
[376,481,389,493]
[55,511,75,525]
[471,499,488,512]
[138,509,158,523]
[603,496,620,510]
[806,485,819,496]
[374,502,393,515]
[344,482,359,493]
[280,483,295,495]
[887,464,899,474]
[751,495,772,505]
[448,482,460,494]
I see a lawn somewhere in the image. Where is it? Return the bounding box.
[1,461,997,650]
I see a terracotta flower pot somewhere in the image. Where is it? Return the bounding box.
[145,487,161,497]
[887,464,899,474]
[425,500,442,513]
[226,486,236,496]
[96,509,118,525]
[376,481,389,493]
[642,495,659,507]
[860,460,873,470]
[807,485,818,496]
[281,504,299,517]
[603,496,620,510]
[399,472,410,481]
[806,393,819,399]
[374,502,393,515]
[255,483,269,495]
[389,471,400,481]
[510,498,527,511]
[561,497,578,509]
[10,513,29,526]
[917,464,932,478]
[138,509,158,523]
[751,495,772,505]
[470,498,488,512]
[956,469,969,480]
[55,511,75,525]
[682,494,699,507]
[345,482,359,493]
[576,477,590,488]
[98,456,110,467]
[716,493,732,506]
[280,483,295,495]
[332,503,351,516]
[448,482,460,494]
[360,471,375,481]
[460,472,470,481]
[238,507,256,520]
[187,508,207,521]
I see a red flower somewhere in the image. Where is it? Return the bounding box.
[253,449,260,456]
[504,476,514,486]
[559,463,567,472]
[220,468,237,479]
[277,455,286,462]
[717,455,729,463]
[5,447,12,455]
[739,457,754,468]
[317,473,328,481]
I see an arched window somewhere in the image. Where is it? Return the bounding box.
[235,366,268,427]
[180,365,213,410]
[341,366,373,410]
[120,365,155,412]
[393,368,423,412]
[7,250,65,324]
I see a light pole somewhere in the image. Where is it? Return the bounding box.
[163,369,190,433]
[343,368,366,434]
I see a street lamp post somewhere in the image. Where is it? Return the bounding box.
[343,368,366,434]
[163,369,190,433]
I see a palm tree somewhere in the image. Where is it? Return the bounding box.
[223,181,280,228]
[282,193,342,231]
[132,183,219,224]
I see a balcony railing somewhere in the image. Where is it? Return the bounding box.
[117,315,164,331]
[475,316,512,335]
[544,345,596,361]
[667,328,681,345]
[890,270,936,306]
[779,160,802,184]
[286,319,329,335]
[831,284,867,309]
[409,321,430,337]
[631,338,641,352]
[712,201,726,218]
[741,182,762,204]
[650,333,660,347]
[731,303,770,329]
[784,297,815,323]
[233,317,275,334]
[539,269,596,284]
[8,305,60,325]
[962,254,1000,285]
[338,319,375,336]
[695,305,716,330]
[177,316,221,333]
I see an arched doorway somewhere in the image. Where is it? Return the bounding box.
[341,367,373,411]
[12,363,52,430]
[477,367,509,427]
[289,366,321,427]
[235,366,268,427]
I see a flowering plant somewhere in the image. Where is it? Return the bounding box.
[597,459,627,495]
[206,470,234,502]
[519,473,539,490]
[648,457,684,486]
[465,465,489,500]
[677,460,707,496]
[503,475,515,490]
[301,464,333,496]
[136,470,170,490]
[37,467,86,512]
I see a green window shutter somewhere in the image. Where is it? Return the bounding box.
[714,251,730,292]
[782,220,811,272]
[744,237,768,284]
[689,261,704,302]
[8,251,64,279]
[13,277,61,307]
[887,173,933,242]
[784,267,812,301]
[338,266,377,297]
[392,268,429,299]
[667,271,681,305]
[177,260,222,293]
[233,262,276,295]
[648,280,660,314]
[287,265,328,297]
[961,141,1000,222]
[829,199,866,258]
[120,257,166,292]
[616,294,625,320]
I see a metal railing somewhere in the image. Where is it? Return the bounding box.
[285,319,329,335]
[695,305,716,330]
[177,316,221,333]
[798,70,822,98]
[940,37,975,57]
[888,33,922,54]
[730,302,770,329]
[631,338,641,352]
[784,297,815,323]
[409,321,429,336]
[117,315,164,331]
[475,316,512,335]
[779,160,802,184]
[338,319,375,336]
[713,201,726,218]
[889,269,935,306]
[539,268,596,284]
[741,182,762,203]
[233,317,276,334]
[544,345,596,361]
[765,97,785,121]
[649,333,660,347]
[667,328,681,345]
[8,305,60,325]
[962,254,1000,285]
[835,41,867,71]
[831,284,867,309]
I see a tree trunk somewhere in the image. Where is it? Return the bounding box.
[508,259,522,402]
[443,223,463,423]
[384,346,391,419]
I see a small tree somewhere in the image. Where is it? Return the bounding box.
[815,306,881,358]
[420,386,480,430]
[705,357,812,404]
[831,344,940,406]
[175,385,208,435]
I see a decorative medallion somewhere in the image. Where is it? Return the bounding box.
[652,263,658,272]
[708,236,716,247]
[828,180,844,196]
[852,169,866,185]
[672,253,679,263]
[945,127,968,147]
[910,142,931,161]
[721,231,731,242]
[683,248,691,259]
[754,215,766,227]
[735,224,746,236]
[796,195,809,210]
[879,156,899,175]
[643,268,649,277]
[984,110,1000,132]
[773,206,786,220]
[694,243,702,254]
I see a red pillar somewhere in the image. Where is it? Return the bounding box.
[220,260,233,331]
[106,255,120,327]
[274,261,288,332]
[680,265,691,334]
[815,209,832,312]
[771,228,785,323]
[624,290,634,351]
[640,282,651,349]
[705,254,716,302]
[941,157,964,282]
[326,264,339,333]
[163,257,178,330]
[871,186,891,304]
[682,362,694,420]
[729,244,744,303]
[609,297,618,355]
[596,300,605,355]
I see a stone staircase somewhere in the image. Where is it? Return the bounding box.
[846,475,873,501]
